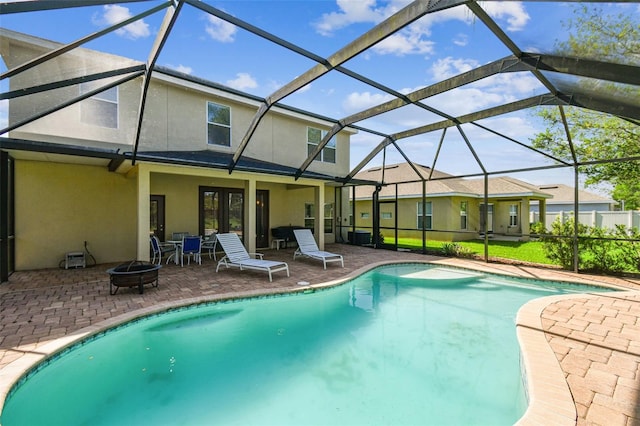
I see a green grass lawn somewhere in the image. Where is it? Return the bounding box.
[395,237,554,265]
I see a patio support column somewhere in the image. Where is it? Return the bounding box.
[540,198,547,230]
[315,184,325,249]
[136,164,151,262]
[245,178,257,253]
[521,199,530,241]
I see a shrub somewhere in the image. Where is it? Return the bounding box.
[529,221,546,236]
[541,218,640,273]
[441,242,476,258]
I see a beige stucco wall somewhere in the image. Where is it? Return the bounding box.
[353,196,503,242]
[14,159,336,271]
[14,160,138,269]
[138,79,351,176]
[2,32,353,178]
[146,165,335,248]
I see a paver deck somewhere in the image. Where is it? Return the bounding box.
[1,244,639,425]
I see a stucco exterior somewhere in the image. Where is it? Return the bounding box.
[351,163,550,242]
[1,29,353,271]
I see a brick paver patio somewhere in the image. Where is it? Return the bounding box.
[1,244,639,425]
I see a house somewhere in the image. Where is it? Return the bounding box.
[530,184,618,214]
[0,29,356,272]
[351,163,552,242]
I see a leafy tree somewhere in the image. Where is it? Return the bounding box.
[530,6,640,209]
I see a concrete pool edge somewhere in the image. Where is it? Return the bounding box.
[515,294,579,425]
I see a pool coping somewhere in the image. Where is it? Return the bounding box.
[0,259,631,422]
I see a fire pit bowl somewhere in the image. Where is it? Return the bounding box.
[107,261,161,295]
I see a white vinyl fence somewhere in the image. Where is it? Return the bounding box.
[530,210,640,231]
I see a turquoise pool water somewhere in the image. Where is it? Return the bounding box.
[1,264,612,425]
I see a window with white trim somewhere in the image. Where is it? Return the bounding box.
[80,82,118,128]
[307,127,336,163]
[509,204,519,226]
[417,201,432,229]
[207,101,231,146]
[460,201,468,230]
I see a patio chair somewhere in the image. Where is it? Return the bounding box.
[201,233,218,260]
[215,232,289,282]
[179,235,202,267]
[150,235,175,265]
[293,228,344,269]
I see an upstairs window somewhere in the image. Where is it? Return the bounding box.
[307,127,336,163]
[207,102,231,146]
[80,83,118,128]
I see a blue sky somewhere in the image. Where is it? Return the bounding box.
[1,0,637,191]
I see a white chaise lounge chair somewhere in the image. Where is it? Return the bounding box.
[293,229,344,269]
[215,233,289,282]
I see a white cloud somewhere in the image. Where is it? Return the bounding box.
[453,33,468,47]
[315,1,530,56]
[313,0,387,36]
[429,57,543,97]
[372,32,435,56]
[480,2,530,31]
[205,14,237,43]
[343,91,395,112]
[93,5,150,40]
[226,73,257,91]
[430,57,479,81]
[172,65,193,75]
[475,72,541,95]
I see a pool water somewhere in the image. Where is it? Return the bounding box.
[1,264,611,425]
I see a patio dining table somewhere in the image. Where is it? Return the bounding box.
[166,240,183,265]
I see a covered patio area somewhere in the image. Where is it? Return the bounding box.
[1,244,639,425]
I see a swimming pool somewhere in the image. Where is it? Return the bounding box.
[0,264,612,425]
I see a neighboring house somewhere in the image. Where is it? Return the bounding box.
[530,184,618,213]
[0,29,355,271]
[351,163,552,242]
[529,184,640,231]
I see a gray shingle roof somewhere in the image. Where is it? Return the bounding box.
[353,162,552,200]
[536,183,617,204]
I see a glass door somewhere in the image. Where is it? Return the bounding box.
[200,187,244,240]
[201,189,220,238]
[1,151,14,283]
[256,190,269,248]
[227,191,244,240]
[150,195,166,241]
[480,204,494,234]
